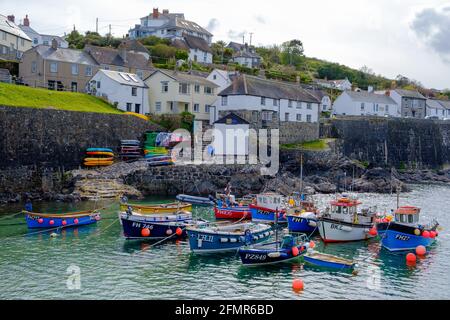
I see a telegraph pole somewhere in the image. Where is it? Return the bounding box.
[96,18,98,33]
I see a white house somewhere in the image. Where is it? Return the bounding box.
[228,42,262,69]
[305,89,332,112]
[426,99,446,119]
[207,69,238,92]
[19,15,68,48]
[315,78,352,91]
[88,70,149,114]
[0,14,32,61]
[172,34,213,64]
[332,90,399,117]
[212,74,321,124]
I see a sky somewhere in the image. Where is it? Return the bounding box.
[2,0,450,89]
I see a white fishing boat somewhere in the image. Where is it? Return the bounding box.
[318,195,377,243]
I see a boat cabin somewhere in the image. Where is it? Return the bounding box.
[330,197,361,215]
[256,193,283,211]
[394,206,421,225]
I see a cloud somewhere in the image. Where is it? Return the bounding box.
[255,15,267,24]
[227,29,247,41]
[206,18,219,32]
[411,6,450,62]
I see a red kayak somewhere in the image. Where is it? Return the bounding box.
[214,206,252,220]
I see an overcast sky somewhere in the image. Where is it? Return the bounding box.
[2,0,450,89]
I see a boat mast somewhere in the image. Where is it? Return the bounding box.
[396,185,401,209]
[275,207,279,251]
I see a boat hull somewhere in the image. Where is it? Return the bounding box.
[287,215,318,234]
[303,255,355,270]
[25,212,100,229]
[187,226,273,254]
[249,205,287,224]
[381,230,436,252]
[214,206,251,220]
[120,202,192,214]
[176,194,214,206]
[239,244,306,266]
[318,218,375,243]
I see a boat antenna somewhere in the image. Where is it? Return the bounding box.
[300,153,304,197]
[275,207,279,251]
[396,185,401,209]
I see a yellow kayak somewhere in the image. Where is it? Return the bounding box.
[84,157,114,162]
[120,202,192,214]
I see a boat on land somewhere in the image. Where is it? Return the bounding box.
[377,206,439,252]
[120,212,207,240]
[176,194,214,206]
[249,193,288,224]
[286,197,319,234]
[303,252,356,271]
[186,222,273,254]
[238,234,308,266]
[24,210,101,229]
[119,202,192,214]
[317,195,377,243]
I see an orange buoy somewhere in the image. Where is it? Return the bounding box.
[292,279,304,292]
[369,228,378,236]
[62,220,67,226]
[406,253,417,264]
[141,228,151,237]
[292,247,299,257]
[49,220,55,225]
[176,228,183,236]
[422,231,430,238]
[309,241,316,249]
[38,218,44,224]
[74,218,79,224]
[430,231,437,239]
[416,246,426,256]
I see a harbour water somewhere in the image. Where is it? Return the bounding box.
[0,184,449,300]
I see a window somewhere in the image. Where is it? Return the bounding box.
[296,101,302,109]
[195,85,200,93]
[43,40,49,46]
[296,114,302,121]
[97,81,101,89]
[71,64,79,75]
[155,102,162,112]
[169,102,174,111]
[288,100,293,108]
[386,105,389,112]
[204,86,213,95]
[273,99,278,107]
[307,103,312,110]
[374,104,379,112]
[132,87,137,96]
[161,82,169,93]
[261,97,266,106]
[31,61,37,73]
[50,62,58,73]
[85,66,92,77]
[213,75,217,80]
[179,83,190,94]
[135,104,141,114]
[262,111,272,121]
[194,104,200,113]
[205,105,211,113]
[285,113,290,121]
[222,96,228,106]
[306,115,312,123]
[21,38,25,47]
[184,104,189,112]
[361,103,365,111]
[126,103,132,112]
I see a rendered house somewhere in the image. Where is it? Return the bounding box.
[129,8,213,44]
[305,89,332,112]
[19,15,68,48]
[332,90,399,117]
[315,78,352,91]
[144,69,218,122]
[212,74,320,124]
[88,69,149,114]
[228,42,262,69]
[0,14,32,61]
[388,89,427,119]
[426,99,447,119]
[206,69,238,92]
[172,34,213,64]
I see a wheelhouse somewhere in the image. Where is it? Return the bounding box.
[330,197,361,216]
[394,206,421,225]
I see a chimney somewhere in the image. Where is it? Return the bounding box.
[119,43,127,63]
[163,9,169,14]
[368,85,374,93]
[51,38,58,50]
[7,15,15,23]
[23,14,30,27]
[153,8,159,19]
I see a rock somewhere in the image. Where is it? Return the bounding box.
[314,183,337,194]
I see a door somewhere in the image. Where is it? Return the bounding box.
[135,104,141,114]
[71,82,78,92]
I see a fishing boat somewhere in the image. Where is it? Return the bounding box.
[377,206,439,252]
[119,202,192,214]
[186,222,273,254]
[24,210,101,229]
[120,212,207,240]
[303,252,356,270]
[238,235,308,266]
[176,194,214,206]
[317,195,377,243]
[286,198,319,234]
[214,193,252,220]
[249,193,288,224]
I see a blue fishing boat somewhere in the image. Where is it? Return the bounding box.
[176,194,214,206]
[303,252,356,270]
[24,210,101,229]
[378,206,439,252]
[186,222,272,254]
[120,213,207,240]
[249,193,287,224]
[238,235,308,266]
[286,198,319,234]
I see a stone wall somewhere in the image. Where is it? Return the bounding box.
[326,116,450,169]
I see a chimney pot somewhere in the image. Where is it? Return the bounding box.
[153,8,160,19]
[7,15,15,23]
[51,38,58,50]
[163,9,169,14]
[23,14,30,27]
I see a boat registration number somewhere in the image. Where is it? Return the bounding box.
[197,234,214,243]
[331,224,344,230]
[395,234,411,241]
[132,222,154,229]
[244,254,267,261]
[292,218,306,223]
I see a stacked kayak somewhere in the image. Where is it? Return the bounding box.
[84,148,114,167]
[120,140,142,161]
[144,147,173,166]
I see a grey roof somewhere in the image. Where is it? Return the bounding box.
[344,91,397,104]
[97,69,147,88]
[227,42,245,51]
[19,24,39,37]
[426,99,445,110]
[0,14,31,40]
[122,39,149,54]
[394,89,426,100]
[173,18,212,36]
[147,69,219,87]
[214,112,249,125]
[85,45,153,70]
[438,100,450,110]
[34,45,98,65]
[305,89,329,101]
[233,50,261,59]
[182,34,212,53]
[219,74,320,103]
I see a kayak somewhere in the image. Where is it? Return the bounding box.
[87,148,113,153]
[86,152,114,157]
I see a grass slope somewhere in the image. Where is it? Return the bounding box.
[0,83,122,114]
[282,139,331,151]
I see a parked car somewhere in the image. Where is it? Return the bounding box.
[425,116,440,120]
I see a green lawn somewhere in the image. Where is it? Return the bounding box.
[282,139,330,151]
[0,83,123,114]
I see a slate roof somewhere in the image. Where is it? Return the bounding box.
[438,100,450,110]
[233,50,261,59]
[84,45,153,70]
[344,90,397,104]
[394,89,426,100]
[173,18,212,36]
[305,89,329,101]
[147,69,218,87]
[0,14,31,40]
[219,74,320,103]
[121,39,150,54]
[426,99,445,110]
[98,69,148,88]
[228,42,245,51]
[34,45,98,65]
[214,112,250,125]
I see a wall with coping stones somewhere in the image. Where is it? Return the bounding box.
[326,117,450,169]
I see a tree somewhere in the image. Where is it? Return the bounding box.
[151,44,177,63]
[66,30,84,49]
[280,39,304,67]
[175,49,189,61]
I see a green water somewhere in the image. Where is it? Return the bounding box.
[0,185,449,300]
